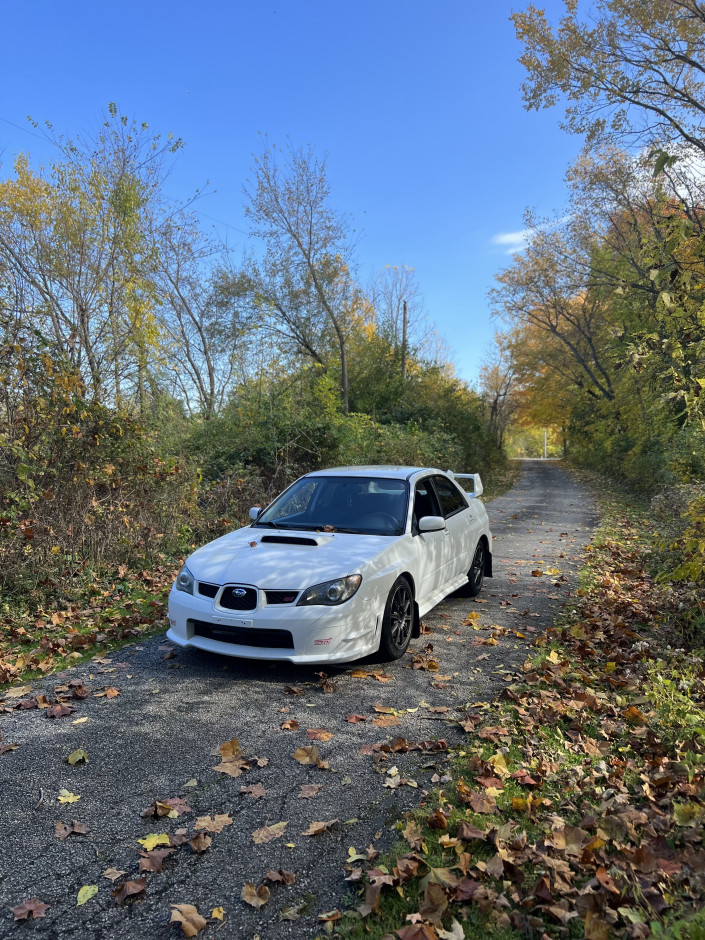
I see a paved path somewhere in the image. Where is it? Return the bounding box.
[0,460,597,939]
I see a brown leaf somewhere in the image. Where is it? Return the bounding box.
[292,745,329,769]
[252,820,288,844]
[469,792,498,814]
[218,737,243,761]
[189,832,212,854]
[372,714,400,727]
[139,847,176,872]
[240,783,267,799]
[46,704,73,719]
[298,784,323,798]
[102,867,126,881]
[318,909,342,922]
[54,819,89,841]
[427,809,448,830]
[111,878,147,904]
[280,719,299,730]
[456,821,487,842]
[194,813,233,833]
[265,869,296,885]
[12,898,50,920]
[306,728,333,741]
[170,902,208,937]
[284,685,304,695]
[302,818,339,836]
[241,882,270,909]
[345,714,367,723]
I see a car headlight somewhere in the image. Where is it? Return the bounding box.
[175,564,195,595]
[297,574,362,606]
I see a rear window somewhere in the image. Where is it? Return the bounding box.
[432,475,468,518]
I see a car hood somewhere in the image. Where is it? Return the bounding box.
[186,527,400,588]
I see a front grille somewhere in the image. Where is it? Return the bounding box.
[265,590,299,605]
[220,586,257,611]
[260,535,318,546]
[192,620,294,649]
[198,582,219,598]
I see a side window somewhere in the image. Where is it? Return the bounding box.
[432,475,468,518]
[412,479,441,530]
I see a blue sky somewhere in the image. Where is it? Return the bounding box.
[0,0,579,385]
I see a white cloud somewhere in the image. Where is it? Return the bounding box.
[491,230,530,254]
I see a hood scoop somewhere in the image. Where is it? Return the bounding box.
[260,535,319,547]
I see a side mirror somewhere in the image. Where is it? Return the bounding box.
[249,507,262,521]
[419,515,446,533]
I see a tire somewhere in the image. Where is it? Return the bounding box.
[465,540,485,598]
[378,576,414,660]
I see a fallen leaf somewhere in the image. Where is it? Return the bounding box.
[318,909,342,922]
[345,714,367,723]
[12,898,50,920]
[306,728,333,741]
[240,783,268,799]
[67,748,89,766]
[170,902,207,936]
[194,814,233,833]
[241,882,270,908]
[292,745,329,769]
[252,820,288,844]
[265,869,296,885]
[298,784,323,798]
[111,879,146,904]
[58,788,81,804]
[189,832,212,853]
[102,868,126,881]
[281,719,299,730]
[302,818,339,836]
[55,820,89,841]
[211,907,225,920]
[137,833,170,851]
[77,885,98,906]
[46,704,74,719]
[139,848,176,872]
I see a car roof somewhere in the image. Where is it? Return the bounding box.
[304,465,443,481]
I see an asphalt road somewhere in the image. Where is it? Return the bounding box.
[0,460,597,939]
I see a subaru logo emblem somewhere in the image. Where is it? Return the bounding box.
[233,588,246,597]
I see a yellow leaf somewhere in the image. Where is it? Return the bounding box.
[487,753,511,778]
[138,833,170,851]
[211,907,225,921]
[548,650,560,664]
[58,788,81,804]
[77,885,98,906]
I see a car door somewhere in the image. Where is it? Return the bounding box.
[410,476,446,606]
[430,474,475,585]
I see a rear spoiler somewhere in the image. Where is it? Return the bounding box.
[447,471,483,498]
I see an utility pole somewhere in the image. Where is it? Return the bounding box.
[401,300,408,381]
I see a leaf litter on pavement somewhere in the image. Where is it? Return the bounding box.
[337,489,705,939]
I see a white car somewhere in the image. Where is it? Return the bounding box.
[167,466,493,664]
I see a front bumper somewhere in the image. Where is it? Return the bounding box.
[167,585,382,664]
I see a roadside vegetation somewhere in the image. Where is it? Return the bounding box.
[333,476,705,940]
[0,108,509,687]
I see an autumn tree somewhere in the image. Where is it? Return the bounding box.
[513,0,705,157]
[0,104,182,407]
[244,142,360,413]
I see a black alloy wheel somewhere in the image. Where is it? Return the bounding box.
[466,540,485,597]
[379,576,414,660]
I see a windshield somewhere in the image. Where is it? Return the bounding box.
[253,476,408,536]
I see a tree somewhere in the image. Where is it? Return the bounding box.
[513,0,705,157]
[479,334,520,451]
[155,217,255,419]
[0,104,182,406]
[245,141,360,413]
